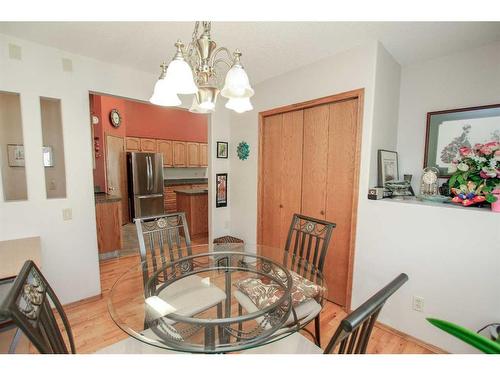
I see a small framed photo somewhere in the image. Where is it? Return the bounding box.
[7,144,25,167]
[216,173,228,208]
[43,146,54,167]
[217,142,228,159]
[378,150,399,187]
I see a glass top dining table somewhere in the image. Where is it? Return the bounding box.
[108,243,327,354]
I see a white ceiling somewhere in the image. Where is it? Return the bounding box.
[1,22,499,84]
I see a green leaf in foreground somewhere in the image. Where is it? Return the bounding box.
[427,318,500,354]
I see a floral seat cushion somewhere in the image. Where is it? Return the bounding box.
[234,266,323,310]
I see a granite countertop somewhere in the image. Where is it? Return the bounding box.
[164,178,208,187]
[174,188,208,195]
[94,193,121,204]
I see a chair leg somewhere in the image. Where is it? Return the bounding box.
[236,303,243,342]
[314,315,321,347]
[216,302,225,344]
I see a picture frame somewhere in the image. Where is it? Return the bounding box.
[43,146,54,167]
[424,103,500,177]
[216,141,228,159]
[377,149,399,187]
[7,144,25,167]
[215,173,228,208]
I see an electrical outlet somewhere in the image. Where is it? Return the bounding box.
[412,296,424,312]
[62,208,72,221]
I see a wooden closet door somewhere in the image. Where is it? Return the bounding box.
[260,114,282,249]
[279,110,304,249]
[325,98,359,305]
[301,104,329,220]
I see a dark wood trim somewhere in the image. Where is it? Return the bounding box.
[423,102,500,175]
[258,88,364,310]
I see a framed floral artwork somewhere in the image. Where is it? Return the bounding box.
[424,103,500,177]
[7,144,25,167]
[216,173,228,207]
[217,142,228,159]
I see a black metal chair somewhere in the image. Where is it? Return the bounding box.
[235,213,336,345]
[243,273,409,354]
[0,260,75,353]
[134,213,226,327]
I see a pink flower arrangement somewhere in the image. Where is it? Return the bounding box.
[448,140,500,205]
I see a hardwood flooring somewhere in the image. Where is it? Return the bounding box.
[1,246,439,354]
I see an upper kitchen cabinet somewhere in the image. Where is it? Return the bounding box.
[157,140,173,167]
[125,137,141,152]
[140,138,157,152]
[173,141,187,167]
[199,143,208,167]
[187,142,200,167]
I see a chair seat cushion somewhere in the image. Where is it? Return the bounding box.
[234,268,323,310]
[147,274,226,325]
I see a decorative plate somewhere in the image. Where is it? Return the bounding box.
[237,141,250,160]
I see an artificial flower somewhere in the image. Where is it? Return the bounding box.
[457,162,469,172]
[459,147,472,156]
[480,146,493,155]
[495,150,500,161]
[447,164,457,173]
[480,167,497,179]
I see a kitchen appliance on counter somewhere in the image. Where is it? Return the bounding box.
[127,152,165,219]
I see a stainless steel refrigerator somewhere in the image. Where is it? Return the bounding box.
[127,152,164,219]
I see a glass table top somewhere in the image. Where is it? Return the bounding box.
[108,244,326,353]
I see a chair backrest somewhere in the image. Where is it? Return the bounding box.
[324,273,409,354]
[0,260,75,354]
[283,214,336,274]
[134,212,192,291]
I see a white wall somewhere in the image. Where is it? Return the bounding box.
[0,34,231,304]
[229,41,379,244]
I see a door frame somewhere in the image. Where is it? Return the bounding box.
[104,133,128,224]
[257,88,364,311]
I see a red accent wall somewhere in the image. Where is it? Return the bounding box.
[90,93,208,192]
[125,100,208,142]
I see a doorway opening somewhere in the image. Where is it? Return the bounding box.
[89,92,210,263]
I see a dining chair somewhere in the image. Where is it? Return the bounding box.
[134,213,226,326]
[0,260,173,354]
[242,273,409,354]
[235,213,336,346]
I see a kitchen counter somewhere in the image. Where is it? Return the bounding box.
[94,193,121,204]
[164,178,208,187]
[174,188,208,195]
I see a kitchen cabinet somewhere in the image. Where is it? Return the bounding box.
[157,140,173,167]
[125,137,141,152]
[199,143,208,167]
[258,95,361,307]
[164,183,208,213]
[173,141,187,167]
[175,190,208,236]
[140,138,157,152]
[95,200,122,254]
[187,142,200,167]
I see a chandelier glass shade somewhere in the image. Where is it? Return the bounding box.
[150,21,254,114]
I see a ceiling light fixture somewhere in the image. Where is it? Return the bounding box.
[149,21,254,114]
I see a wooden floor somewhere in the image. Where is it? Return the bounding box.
[1,248,438,354]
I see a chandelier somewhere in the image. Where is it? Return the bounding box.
[150,21,254,114]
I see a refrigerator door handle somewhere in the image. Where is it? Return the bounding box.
[137,193,163,199]
[146,155,152,192]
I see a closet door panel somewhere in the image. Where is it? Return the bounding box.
[325,98,359,305]
[301,105,329,220]
[261,114,283,249]
[279,110,304,249]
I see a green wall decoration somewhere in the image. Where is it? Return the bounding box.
[237,141,250,160]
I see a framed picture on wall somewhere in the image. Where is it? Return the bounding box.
[377,149,399,187]
[7,144,25,167]
[424,103,500,177]
[217,142,228,158]
[216,173,228,207]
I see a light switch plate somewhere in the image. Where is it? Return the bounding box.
[62,208,72,221]
[8,44,22,60]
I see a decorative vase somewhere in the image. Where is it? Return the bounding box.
[491,189,500,212]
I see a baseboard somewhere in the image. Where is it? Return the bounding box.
[375,321,448,354]
[63,293,103,309]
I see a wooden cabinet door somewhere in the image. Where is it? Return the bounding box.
[279,110,304,249]
[199,143,208,167]
[260,114,283,249]
[301,104,329,220]
[187,142,200,167]
[140,138,157,152]
[158,140,173,167]
[173,141,187,167]
[125,137,140,152]
[324,98,359,305]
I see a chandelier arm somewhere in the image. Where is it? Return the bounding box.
[210,47,234,67]
[213,58,232,69]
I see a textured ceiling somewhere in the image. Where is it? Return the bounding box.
[1,22,499,83]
